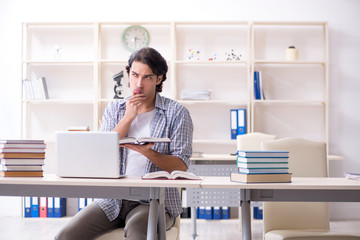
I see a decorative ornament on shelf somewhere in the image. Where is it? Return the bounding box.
[286,46,298,61]
[187,48,201,61]
[225,49,242,61]
[113,71,124,99]
[121,25,150,52]
[208,52,217,61]
[53,44,62,60]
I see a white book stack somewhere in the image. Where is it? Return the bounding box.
[22,77,49,100]
[231,150,292,183]
[180,90,211,100]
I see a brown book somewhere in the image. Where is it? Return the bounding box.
[230,172,292,183]
[0,152,45,159]
[67,126,90,131]
[0,171,43,177]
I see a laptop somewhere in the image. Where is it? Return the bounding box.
[55,131,124,178]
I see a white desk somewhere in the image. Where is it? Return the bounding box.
[0,174,201,240]
[2,176,360,240]
[201,177,360,240]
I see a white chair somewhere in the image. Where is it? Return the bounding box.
[236,132,276,151]
[237,132,276,230]
[94,215,180,240]
[261,137,360,240]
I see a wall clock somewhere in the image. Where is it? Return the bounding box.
[121,25,150,52]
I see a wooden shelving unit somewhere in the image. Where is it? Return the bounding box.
[21,21,330,163]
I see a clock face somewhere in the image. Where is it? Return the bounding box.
[121,25,150,52]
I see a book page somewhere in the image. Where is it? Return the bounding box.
[120,137,171,145]
[137,137,171,144]
[142,171,171,179]
[142,170,201,180]
[170,171,201,180]
[118,137,137,144]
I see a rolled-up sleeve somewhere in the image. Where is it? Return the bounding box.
[169,106,193,168]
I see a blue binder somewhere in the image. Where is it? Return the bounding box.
[230,109,238,139]
[204,207,212,220]
[30,197,39,217]
[254,71,260,100]
[86,198,94,206]
[237,109,246,135]
[54,197,66,218]
[24,197,31,218]
[47,197,54,218]
[221,206,229,219]
[78,198,87,211]
[213,206,221,220]
[253,206,263,219]
[198,206,206,219]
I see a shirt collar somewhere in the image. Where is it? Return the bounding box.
[155,92,166,111]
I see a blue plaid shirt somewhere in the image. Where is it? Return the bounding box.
[97,93,193,221]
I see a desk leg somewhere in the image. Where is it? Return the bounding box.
[147,198,159,240]
[191,207,198,239]
[148,187,165,240]
[240,189,252,240]
[158,202,166,240]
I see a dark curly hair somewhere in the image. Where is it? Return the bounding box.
[125,47,168,93]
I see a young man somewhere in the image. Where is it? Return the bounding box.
[55,47,193,240]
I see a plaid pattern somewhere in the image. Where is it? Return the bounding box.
[97,93,193,221]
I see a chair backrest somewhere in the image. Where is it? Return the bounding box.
[237,132,276,151]
[261,137,330,233]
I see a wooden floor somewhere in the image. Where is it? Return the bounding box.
[0,217,359,240]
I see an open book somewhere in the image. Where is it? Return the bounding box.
[119,137,171,145]
[142,170,201,180]
[345,172,360,181]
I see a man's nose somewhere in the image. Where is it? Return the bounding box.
[136,77,144,87]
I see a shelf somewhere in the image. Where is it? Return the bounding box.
[253,21,327,26]
[99,60,128,64]
[21,21,329,156]
[253,60,325,65]
[178,100,247,105]
[175,60,248,65]
[190,154,236,161]
[253,100,325,105]
[23,99,94,104]
[99,98,119,102]
[24,61,94,65]
[328,155,345,161]
[193,139,237,145]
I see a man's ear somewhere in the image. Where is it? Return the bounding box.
[156,76,162,85]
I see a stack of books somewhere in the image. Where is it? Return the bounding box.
[180,90,211,100]
[230,150,292,183]
[0,140,46,177]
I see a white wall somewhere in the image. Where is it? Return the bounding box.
[0,0,359,218]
